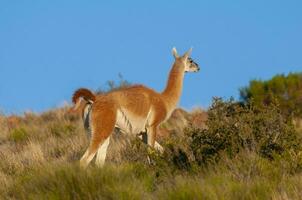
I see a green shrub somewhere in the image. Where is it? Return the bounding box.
[188,98,302,166]
[8,127,28,143]
[119,98,302,173]
[49,123,76,137]
[240,73,302,117]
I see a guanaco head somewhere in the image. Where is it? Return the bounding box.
[172,47,200,72]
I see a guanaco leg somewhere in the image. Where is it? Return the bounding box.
[80,103,116,168]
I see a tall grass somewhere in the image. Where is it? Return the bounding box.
[0,101,302,199]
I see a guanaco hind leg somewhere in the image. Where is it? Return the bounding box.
[80,149,96,168]
[95,136,111,167]
[80,135,112,168]
[80,103,116,168]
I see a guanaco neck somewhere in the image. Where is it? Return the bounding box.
[161,61,185,112]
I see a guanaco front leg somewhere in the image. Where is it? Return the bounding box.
[146,126,164,153]
[147,126,156,147]
[154,139,164,154]
[138,131,164,153]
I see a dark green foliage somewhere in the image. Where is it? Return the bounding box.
[188,98,301,166]
[240,73,302,117]
[119,98,302,173]
[161,138,193,171]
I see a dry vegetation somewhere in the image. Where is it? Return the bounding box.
[1,98,302,199]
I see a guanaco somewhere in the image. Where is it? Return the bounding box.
[72,47,199,168]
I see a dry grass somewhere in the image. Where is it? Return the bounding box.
[0,106,302,199]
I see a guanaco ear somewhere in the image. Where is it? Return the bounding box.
[172,47,179,59]
[183,47,193,59]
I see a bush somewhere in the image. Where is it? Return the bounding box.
[118,98,302,173]
[188,98,302,166]
[8,127,28,143]
[240,73,302,117]
[49,123,76,137]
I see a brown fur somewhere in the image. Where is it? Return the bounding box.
[72,88,96,104]
[77,48,199,168]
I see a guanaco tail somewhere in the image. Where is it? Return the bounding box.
[72,47,200,168]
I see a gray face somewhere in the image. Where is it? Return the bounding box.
[185,57,200,72]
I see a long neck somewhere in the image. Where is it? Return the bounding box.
[161,62,185,111]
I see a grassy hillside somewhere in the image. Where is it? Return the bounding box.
[1,99,302,199]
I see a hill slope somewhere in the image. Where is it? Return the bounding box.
[0,102,302,199]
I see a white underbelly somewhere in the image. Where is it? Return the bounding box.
[115,108,151,135]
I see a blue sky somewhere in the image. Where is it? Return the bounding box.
[0,1,301,114]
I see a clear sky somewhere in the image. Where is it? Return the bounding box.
[0,0,301,114]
